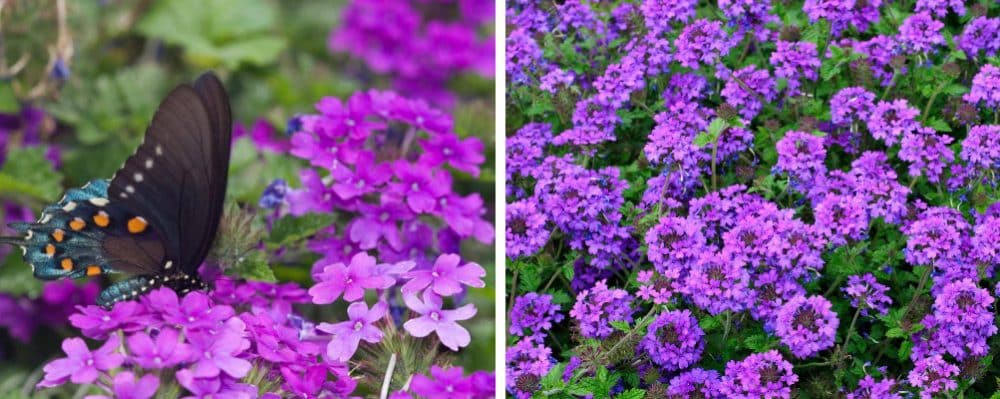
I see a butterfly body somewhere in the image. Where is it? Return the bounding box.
[2,73,231,308]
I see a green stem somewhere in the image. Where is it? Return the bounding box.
[921,81,948,123]
[900,265,933,323]
[508,269,518,314]
[839,307,862,356]
[711,134,720,192]
[880,73,898,101]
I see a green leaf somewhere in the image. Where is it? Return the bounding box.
[518,265,543,292]
[0,146,62,202]
[886,327,907,338]
[693,132,713,148]
[941,83,968,95]
[138,0,286,69]
[926,118,952,132]
[226,251,276,282]
[614,389,645,399]
[699,314,723,332]
[610,320,631,332]
[265,213,336,247]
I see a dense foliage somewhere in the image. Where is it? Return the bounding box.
[0,1,495,398]
[506,0,1000,398]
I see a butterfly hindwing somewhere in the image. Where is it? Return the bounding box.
[12,179,167,280]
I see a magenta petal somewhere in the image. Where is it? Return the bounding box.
[435,322,471,351]
[133,374,161,399]
[61,338,89,358]
[308,281,344,304]
[342,284,366,302]
[193,360,221,378]
[403,317,436,337]
[431,277,463,296]
[402,273,432,294]
[215,356,252,379]
[69,365,99,384]
[455,263,486,287]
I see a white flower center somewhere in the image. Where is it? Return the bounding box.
[354,322,364,331]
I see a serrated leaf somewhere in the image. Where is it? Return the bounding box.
[693,131,713,148]
[0,146,62,202]
[265,213,336,247]
[518,266,543,292]
[699,314,722,332]
[610,320,631,332]
[886,327,907,338]
[615,389,645,399]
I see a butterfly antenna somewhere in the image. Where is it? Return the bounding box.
[0,236,26,246]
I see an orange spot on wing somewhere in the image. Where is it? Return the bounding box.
[86,265,101,276]
[61,258,73,271]
[93,211,110,227]
[128,217,148,234]
[69,218,86,231]
[44,244,55,256]
[52,229,65,242]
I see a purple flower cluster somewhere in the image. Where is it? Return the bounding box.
[774,295,839,358]
[638,309,704,371]
[965,64,1000,110]
[843,273,892,316]
[533,156,633,268]
[330,0,493,107]
[907,355,958,399]
[847,376,903,399]
[774,131,827,184]
[958,16,1000,58]
[569,280,634,339]
[912,279,997,362]
[506,0,1000,397]
[770,41,820,96]
[720,350,798,399]
[288,90,492,270]
[509,292,563,338]
[41,284,355,398]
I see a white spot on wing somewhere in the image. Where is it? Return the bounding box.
[134,172,144,182]
[125,185,135,194]
[145,158,154,169]
[155,145,163,156]
[62,202,77,212]
[89,198,109,207]
[25,231,33,239]
[164,261,173,270]
[39,214,52,224]
[119,193,128,199]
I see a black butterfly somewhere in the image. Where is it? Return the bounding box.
[0,72,232,308]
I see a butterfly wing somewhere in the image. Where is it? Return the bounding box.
[105,72,231,276]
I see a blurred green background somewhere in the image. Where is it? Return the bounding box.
[0,0,496,395]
